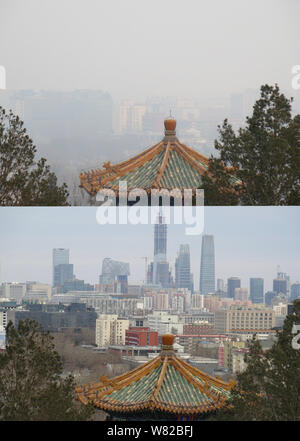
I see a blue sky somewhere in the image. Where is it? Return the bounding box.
[0,206,299,291]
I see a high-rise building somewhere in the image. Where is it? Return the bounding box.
[217,279,224,292]
[265,291,277,306]
[273,278,287,296]
[276,272,290,297]
[99,258,130,294]
[95,314,129,347]
[52,248,69,286]
[175,244,192,291]
[53,264,74,289]
[250,278,264,304]
[291,283,300,301]
[199,234,215,295]
[227,277,241,298]
[153,214,169,288]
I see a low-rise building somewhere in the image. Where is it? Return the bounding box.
[125,327,158,347]
[147,311,183,335]
[215,306,275,333]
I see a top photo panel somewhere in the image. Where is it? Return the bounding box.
[0,0,300,206]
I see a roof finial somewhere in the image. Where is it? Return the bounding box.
[169,108,173,118]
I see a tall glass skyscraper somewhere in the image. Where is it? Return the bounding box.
[52,248,69,286]
[250,278,264,304]
[199,235,215,294]
[175,244,192,291]
[227,277,241,298]
[153,213,169,287]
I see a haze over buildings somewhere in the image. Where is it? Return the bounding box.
[1,1,300,201]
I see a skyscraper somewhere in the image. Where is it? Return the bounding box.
[227,277,241,298]
[199,234,215,295]
[153,213,169,288]
[52,248,69,286]
[273,278,287,295]
[250,278,264,304]
[99,258,130,294]
[53,263,74,288]
[175,244,192,291]
[291,283,300,301]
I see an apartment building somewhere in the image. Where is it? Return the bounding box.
[95,314,129,347]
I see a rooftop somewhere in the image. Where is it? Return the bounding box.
[79,118,240,199]
[76,334,234,416]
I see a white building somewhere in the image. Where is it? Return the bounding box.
[24,282,52,302]
[215,305,275,333]
[95,314,129,347]
[0,283,26,303]
[147,311,183,335]
[191,293,204,309]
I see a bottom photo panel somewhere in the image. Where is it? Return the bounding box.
[0,205,299,425]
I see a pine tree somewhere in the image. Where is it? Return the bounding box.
[0,107,69,205]
[221,300,300,420]
[0,319,94,421]
[202,84,300,205]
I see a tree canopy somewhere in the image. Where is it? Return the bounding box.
[202,84,300,205]
[0,107,69,205]
[0,319,93,421]
[221,300,300,421]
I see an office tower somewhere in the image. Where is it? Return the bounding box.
[199,234,215,295]
[291,283,300,301]
[175,244,192,291]
[147,262,154,284]
[52,248,69,286]
[53,264,74,288]
[153,214,169,288]
[217,279,224,292]
[276,272,290,297]
[265,291,277,306]
[154,214,167,257]
[273,278,287,295]
[117,275,128,295]
[227,277,241,298]
[250,278,264,304]
[99,258,130,293]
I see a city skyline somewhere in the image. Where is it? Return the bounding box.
[0,206,299,291]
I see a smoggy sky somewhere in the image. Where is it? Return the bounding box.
[0,206,299,291]
[1,0,300,102]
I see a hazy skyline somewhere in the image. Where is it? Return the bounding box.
[0,206,299,292]
[1,0,300,103]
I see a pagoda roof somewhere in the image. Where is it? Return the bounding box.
[80,118,232,198]
[76,334,235,416]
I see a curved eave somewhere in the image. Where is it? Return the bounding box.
[79,138,213,197]
[76,353,234,416]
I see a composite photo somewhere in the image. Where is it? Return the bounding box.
[0,0,300,429]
